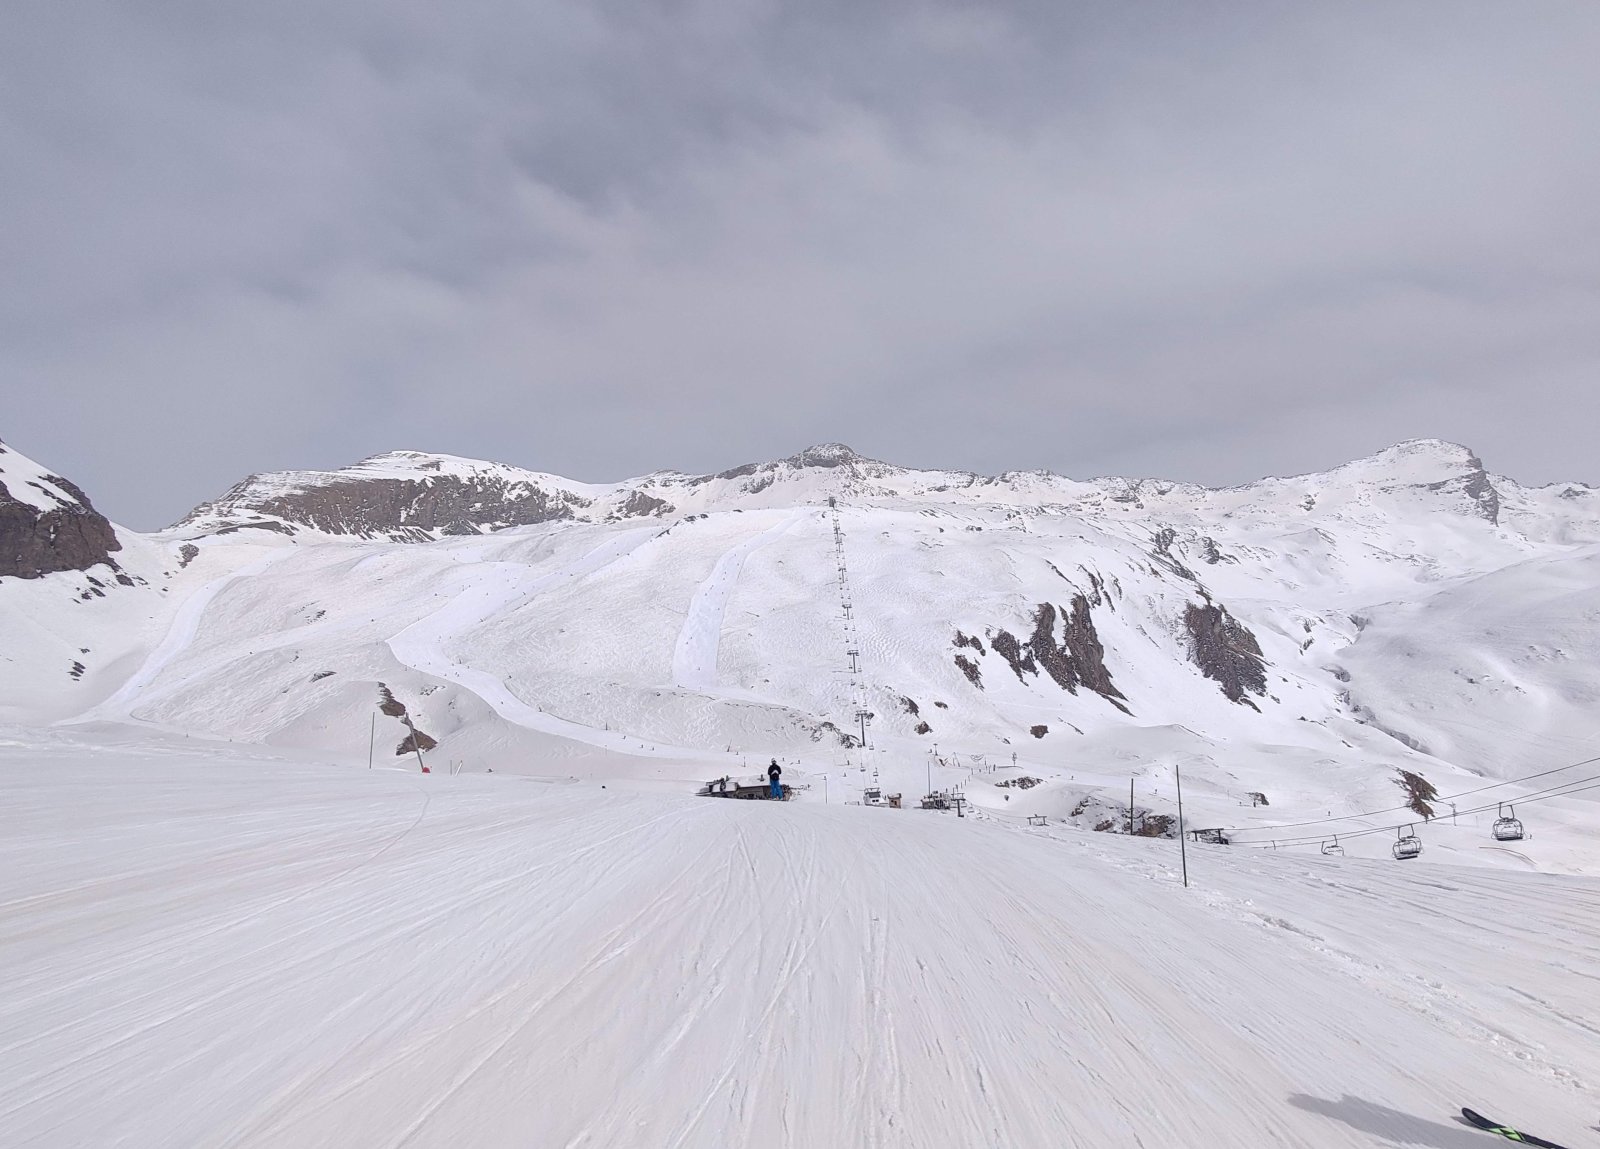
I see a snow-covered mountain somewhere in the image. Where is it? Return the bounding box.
[169,438,1589,541]
[4,435,1599,867]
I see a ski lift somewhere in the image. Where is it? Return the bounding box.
[1392,825,1422,861]
[1492,803,1525,842]
[1320,836,1345,857]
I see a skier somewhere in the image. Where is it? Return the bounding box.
[767,759,783,800]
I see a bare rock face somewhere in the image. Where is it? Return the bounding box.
[1183,602,1267,704]
[972,600,1128,710]
[691,443,884,494]
[786,443,868,469]
[245,473,581,538]
[1032,597,1126,706]
[0,440,123,580]
[612,490,675,519]
[181,454,591,541]
[377,683,438,756]
[1425,448,1501,524]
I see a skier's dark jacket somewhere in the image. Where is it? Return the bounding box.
[767,761,782,781]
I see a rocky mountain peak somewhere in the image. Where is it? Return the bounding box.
[177,454,596,541]
[786,443,872,469]
[1348,439,1500,523]
[0,438,124,580]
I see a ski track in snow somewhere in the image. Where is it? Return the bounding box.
[672,510,808,695]
[64,548,294,725]
[2,752,1596,1149]
[383,527,705,757]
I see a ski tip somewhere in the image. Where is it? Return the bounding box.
[1459,1106,1572,1149]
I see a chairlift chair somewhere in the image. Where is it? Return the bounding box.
[1392,824,1423,861]
[1320,836,1345,857]
[1492,803,1525,842]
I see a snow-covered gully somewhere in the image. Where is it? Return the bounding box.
[671,509,808,694]
[65,548,294,726]
[381,527,700,756]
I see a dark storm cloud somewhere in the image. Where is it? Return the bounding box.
[2,1,1597,526]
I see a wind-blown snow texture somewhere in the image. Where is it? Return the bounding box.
[2,437,1599,1143]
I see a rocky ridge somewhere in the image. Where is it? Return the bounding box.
[0,439,125,580]
[164,437,1570,544]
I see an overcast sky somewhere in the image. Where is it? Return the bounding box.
[3,1,1598,527]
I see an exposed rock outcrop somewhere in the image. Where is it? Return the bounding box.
[377,683,438,756]
[612,491,674,520]
[979,601,1127,710]
[1030,598,1126,705]
[0,440,123,580]
[1395,769,1439,819]
[1426,448,1501,524]
[786,443,869,469]
[185,464,586,540]
[1183,602,1267,705]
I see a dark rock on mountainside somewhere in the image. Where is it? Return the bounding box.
[0,442,123,580]
[696,444,879,491]
[1183,602,1267,705]
[184,464,589,541]
[973,600,1128,711]
[786,443,870,469]
[612,491,674,519]
[991,629,1036,680]
[1149,526,1197,582]
[1426,449,1501,524]
[397,728,438,757]
[1395,769,1438,819]
[377,683,438,756]
[1030,598,1126,706]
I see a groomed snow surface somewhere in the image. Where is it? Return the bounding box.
[2,731,1596,1148]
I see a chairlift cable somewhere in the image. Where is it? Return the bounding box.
[1225,754,1600,840]
[1244,775,1600,850]
[1234,774,1600,851]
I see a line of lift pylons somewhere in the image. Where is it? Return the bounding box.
[1317,802,1527,861]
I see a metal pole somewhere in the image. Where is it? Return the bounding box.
[405,717,428,774]
[368,713,375,770]
[1129,777,1135,836]
[1176,765,1189,888]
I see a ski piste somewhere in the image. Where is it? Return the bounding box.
[1461,1107,1572,1148]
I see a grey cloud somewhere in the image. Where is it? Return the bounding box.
[2,1,1597,526]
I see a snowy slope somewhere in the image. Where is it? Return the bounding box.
[1336,545,1600,773]
[0,734,1595,1148]
[4,436,1600,871]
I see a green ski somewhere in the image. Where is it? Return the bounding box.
[1461,1107,1571,1148]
